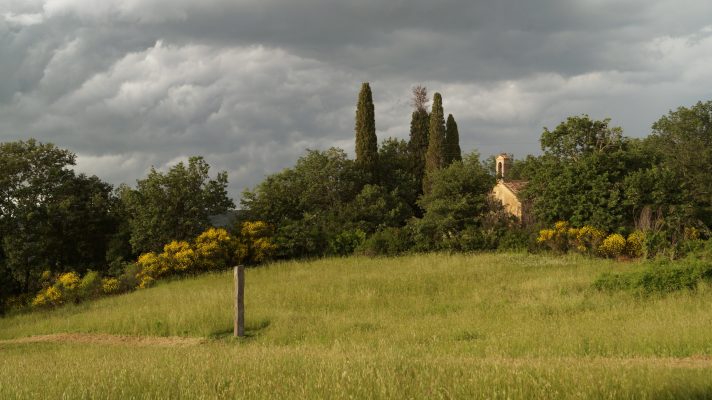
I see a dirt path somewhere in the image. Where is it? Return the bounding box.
[2,335,711,369]
[0,333,206,347]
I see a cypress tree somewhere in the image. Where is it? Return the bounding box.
[423,92,446,194]
[408,86,430,196]
[409,110,429,186]
[444,113,462,165]
[354,82,378,180]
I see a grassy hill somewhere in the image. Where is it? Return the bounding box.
[2,253,712,399]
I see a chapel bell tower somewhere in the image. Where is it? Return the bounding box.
[495,153,512,181]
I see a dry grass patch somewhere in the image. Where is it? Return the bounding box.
[0,333,205,347]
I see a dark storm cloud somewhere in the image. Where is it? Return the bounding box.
[1,0,712,199]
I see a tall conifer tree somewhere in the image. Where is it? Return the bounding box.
[355,82,378,180]
[408,86,429,196]
[423,92,446,194]
[444,114,462,165]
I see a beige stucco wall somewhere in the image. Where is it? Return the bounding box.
[492,182,522,219]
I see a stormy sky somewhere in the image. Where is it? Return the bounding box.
[2,0,712,201]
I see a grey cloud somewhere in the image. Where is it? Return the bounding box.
[44,0,709,81]
[2,0,712,200]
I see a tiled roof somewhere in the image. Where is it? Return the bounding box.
[502,180,528,195]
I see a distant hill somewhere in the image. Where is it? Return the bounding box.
[208,210,246,228]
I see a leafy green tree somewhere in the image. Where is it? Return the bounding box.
[122,157,234,254]
[0,139,76,224]
[0,140,75,292]
[104,187,134,272]
[411,152,495,250]
[355,82,378,181]
[524,153,632,231]
[42,174,118,275]
[0,140,120,297]
[509,155,542,181]
[346,184,413,234]
[241,148,366,258]
[523,116,645,231]
[444,114,462,165]
[621,165,694,228]
[378,138,419,216]
[423,92,446,194]
[0,262,16,314]
[648,101,712,226]
[540,115,623,161]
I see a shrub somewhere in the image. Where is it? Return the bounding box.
[31,282,65,308]
[569,225,605,255]
[39,270,53,287]
[446,226,500,252]
[496,228,534,252]
[118,263,141,292]
[684,227,700,241]
[537,221,569,253]
[57,272,80,290]
[78,271,103,299]
[32,286,63,307]
[329,229,366,256]
[56,272,81,303]
[599,233,626,258]
[594,261,712,294]
[643,230,668,259]
[32,270,98,308]
[162,240,195,273]
[135,252,166,289]
[236,221,277,265]
[626,231,645,258]
[101,278,121,294]
[194,228,235,270]
[356,227,411,257]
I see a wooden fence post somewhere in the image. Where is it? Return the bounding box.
[234,265,244,337]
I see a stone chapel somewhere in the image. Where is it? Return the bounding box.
[491,153,530,223]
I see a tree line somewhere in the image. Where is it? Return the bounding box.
[241,84,712,260]
[240,83,507,258]
[0,147,234,313]
[2,82,711,312]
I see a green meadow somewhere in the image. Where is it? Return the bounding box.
[2,253,712,399]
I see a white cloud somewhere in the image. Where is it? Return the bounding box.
[2,12,44,26]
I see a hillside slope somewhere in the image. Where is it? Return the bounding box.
[2,253,712,399]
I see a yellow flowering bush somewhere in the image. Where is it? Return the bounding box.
[569,225,605,255]
[31,225,278,309]
[537,229,555,243]
[135,252,165,289]
[57,272,80,290]
[57,271,83,303]
[626,231,645,258]
[31,285,63,308]
[162,240,195,272]
[102,278,120,294]
[537,221,569,253]
[195,228,235,271]
[31,291,49,307]
[599,233,627,258]
[236,221,277,264]
[40,270,53,286]
[684,227,700,241]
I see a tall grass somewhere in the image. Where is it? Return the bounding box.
[2,252,712,398]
